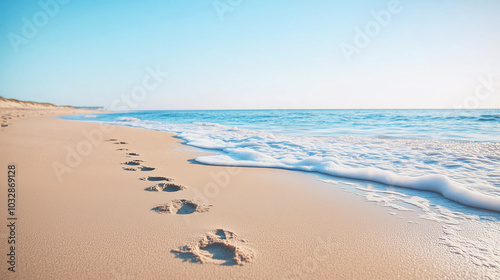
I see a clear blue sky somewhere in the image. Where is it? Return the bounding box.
[1,0,499,109]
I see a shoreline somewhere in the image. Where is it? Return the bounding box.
[0,110,492,279]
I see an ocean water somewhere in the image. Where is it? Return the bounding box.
[64,109,500,274]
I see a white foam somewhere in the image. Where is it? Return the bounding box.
[117,117,140,122]
[196,151,500,213]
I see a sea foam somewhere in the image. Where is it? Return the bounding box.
[195,152,500,212]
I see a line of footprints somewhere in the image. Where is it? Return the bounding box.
[107,138,255,265]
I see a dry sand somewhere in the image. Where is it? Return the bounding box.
[0,109,486,279]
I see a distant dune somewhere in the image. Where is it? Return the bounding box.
[0,97,99,128]
[0,96,73,109]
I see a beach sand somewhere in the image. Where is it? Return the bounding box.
[0,109,485,279]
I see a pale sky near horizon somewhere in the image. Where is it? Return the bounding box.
[1,0,499,110]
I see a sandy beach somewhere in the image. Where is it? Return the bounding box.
[2,0,499,277]
[0,107,490,279]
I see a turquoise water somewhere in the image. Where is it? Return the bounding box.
[67,109,500,141]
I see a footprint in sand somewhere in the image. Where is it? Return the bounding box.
[109,140,129,151]
[140,176,173,182]
[171,229,255,266]
[123,167,138,171]
[112,142,151,170]
[152,199,211,215]
[145,182,186,192]
[122,165,156,171]
[120,158,154,171]
[122,160,144,166]
[139,166,155,171]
